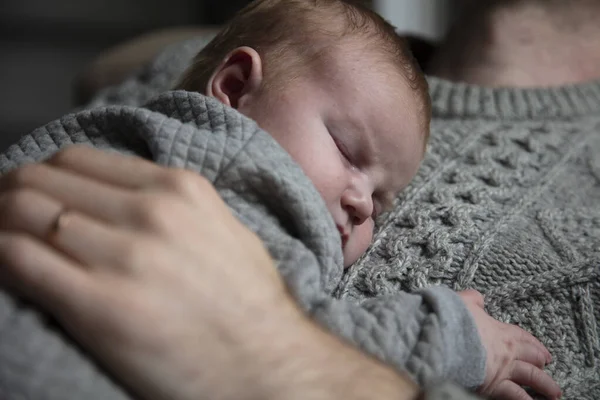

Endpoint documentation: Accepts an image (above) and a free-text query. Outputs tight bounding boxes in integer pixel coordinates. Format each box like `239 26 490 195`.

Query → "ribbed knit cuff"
427 76 600 120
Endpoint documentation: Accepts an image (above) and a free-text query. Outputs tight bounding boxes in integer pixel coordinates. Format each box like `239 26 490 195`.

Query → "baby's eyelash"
333 136 353 164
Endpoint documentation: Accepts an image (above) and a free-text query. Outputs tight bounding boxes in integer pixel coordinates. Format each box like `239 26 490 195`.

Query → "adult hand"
0 146 421 400
0 145 297 400
458 290 562 400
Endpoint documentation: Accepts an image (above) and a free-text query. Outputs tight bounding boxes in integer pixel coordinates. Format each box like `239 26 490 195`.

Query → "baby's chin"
342 246 364 269
342 234 372 269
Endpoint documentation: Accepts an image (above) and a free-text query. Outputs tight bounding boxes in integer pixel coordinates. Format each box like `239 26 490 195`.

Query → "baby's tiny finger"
518 329 552 363
491 380 532 400
515 343 548 369
510 361 562 400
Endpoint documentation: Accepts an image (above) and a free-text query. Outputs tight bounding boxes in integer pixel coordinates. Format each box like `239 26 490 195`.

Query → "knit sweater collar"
427 76 600 120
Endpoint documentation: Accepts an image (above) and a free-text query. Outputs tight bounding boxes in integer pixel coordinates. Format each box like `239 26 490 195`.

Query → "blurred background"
0 0 455 150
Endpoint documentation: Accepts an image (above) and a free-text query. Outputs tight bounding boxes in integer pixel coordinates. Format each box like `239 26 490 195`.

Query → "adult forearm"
277 323 421 400
217 304 420 400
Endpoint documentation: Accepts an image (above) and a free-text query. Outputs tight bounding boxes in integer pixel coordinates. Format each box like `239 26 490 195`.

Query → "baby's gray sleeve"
417 286 487 388
310 286 486 389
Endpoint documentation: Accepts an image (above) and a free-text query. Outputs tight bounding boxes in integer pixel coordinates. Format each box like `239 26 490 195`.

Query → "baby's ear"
206 47 264 109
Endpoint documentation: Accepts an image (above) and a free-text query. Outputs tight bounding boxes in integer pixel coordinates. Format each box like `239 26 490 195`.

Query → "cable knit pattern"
339 77 600 400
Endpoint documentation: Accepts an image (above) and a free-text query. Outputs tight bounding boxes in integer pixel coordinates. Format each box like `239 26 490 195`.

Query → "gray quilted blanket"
0 90 483 400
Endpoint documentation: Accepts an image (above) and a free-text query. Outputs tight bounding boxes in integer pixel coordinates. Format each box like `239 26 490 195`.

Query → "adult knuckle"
48 146 80 165
193 173 211 189
0 234 34 268
133 195 176 232
0 189 40 230
161 169 203 198
116 236 155 270
1 190 30 214
4 164 45 189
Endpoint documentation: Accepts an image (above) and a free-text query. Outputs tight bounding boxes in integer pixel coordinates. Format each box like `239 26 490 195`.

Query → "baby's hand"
458 290 562 400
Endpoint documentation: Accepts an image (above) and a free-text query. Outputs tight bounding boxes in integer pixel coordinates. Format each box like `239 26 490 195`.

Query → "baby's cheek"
358 220 375 253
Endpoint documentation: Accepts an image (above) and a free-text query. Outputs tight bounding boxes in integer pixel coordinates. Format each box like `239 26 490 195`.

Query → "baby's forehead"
356 78 427 190
291 40 429 148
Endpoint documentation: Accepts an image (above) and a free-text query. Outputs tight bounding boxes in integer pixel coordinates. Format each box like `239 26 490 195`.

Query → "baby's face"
239 47 426 267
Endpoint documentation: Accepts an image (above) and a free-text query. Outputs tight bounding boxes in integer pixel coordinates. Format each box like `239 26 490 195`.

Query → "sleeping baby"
175 0 430 268
0 0 553 399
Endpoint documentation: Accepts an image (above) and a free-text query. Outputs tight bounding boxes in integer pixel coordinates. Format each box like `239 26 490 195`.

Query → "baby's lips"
336 225 349 248
341 234 349 248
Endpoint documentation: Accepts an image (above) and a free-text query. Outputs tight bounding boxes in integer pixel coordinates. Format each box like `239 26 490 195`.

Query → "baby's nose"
342 190 373 226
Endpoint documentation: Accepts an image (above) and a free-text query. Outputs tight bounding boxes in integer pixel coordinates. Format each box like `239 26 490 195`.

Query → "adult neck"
427 1 600 87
